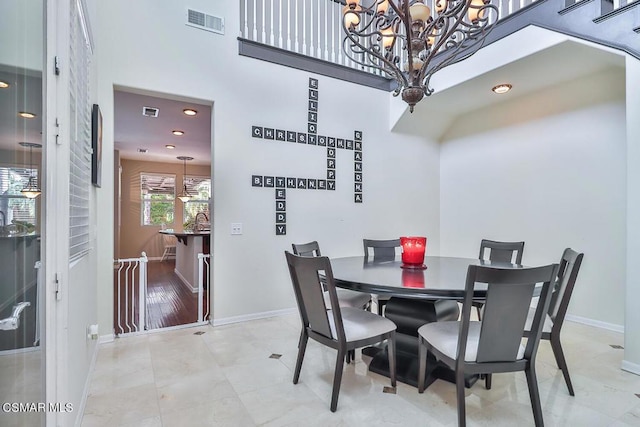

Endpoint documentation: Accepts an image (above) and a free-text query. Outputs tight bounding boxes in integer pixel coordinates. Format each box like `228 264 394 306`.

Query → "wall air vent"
142 106 159 117
187 9 224 35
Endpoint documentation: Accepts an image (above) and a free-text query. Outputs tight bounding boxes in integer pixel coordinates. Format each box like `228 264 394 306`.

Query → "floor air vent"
142 106 159 117
187 9 224 35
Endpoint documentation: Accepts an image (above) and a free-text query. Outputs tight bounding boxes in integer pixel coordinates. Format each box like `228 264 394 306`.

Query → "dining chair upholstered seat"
292 241 371 364
327 307 397 342
523 248 583 396
418 263 559 427
285 251 397 412
363 238 401 315
292 242 371 310
418 321 526 362
474 239 525 320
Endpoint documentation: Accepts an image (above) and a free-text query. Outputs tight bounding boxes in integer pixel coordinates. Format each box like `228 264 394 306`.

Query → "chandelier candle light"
342 0 498 112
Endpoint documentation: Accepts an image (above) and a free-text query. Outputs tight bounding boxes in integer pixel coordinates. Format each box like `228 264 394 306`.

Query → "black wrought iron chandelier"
19 142 42 199
342 0 499 112
177 156 193 203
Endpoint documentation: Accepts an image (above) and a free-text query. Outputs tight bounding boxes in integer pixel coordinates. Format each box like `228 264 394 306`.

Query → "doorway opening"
112 88 212 334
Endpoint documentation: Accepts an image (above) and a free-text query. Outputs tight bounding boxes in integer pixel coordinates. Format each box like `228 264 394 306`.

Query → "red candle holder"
400 236 427 269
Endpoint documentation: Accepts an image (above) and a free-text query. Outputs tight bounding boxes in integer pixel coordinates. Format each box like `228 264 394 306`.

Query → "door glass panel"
0 0 45 425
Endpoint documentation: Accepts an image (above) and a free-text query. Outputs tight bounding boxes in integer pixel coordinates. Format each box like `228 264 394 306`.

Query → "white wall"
90 1 634 334
440 67 626 327
92 0 440 324
624 56 640 373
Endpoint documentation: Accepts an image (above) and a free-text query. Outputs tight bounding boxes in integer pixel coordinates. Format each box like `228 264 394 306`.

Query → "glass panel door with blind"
0 0 46 425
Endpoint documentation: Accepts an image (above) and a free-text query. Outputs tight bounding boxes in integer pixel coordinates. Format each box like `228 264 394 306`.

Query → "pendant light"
177 156 193 203
19 142 42 199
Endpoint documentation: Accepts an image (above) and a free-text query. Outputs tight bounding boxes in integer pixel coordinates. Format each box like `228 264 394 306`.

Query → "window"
183 176 211 224
141 173 176 226
0 167 38 228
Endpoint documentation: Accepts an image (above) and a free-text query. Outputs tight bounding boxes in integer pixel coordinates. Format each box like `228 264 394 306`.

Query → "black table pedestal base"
364 345 479 389
363 297 478 388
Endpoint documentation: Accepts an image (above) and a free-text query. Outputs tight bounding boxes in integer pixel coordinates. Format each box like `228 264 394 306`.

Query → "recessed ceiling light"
172 130 184 136
0 81 9 89
19 111 37 119
183 108 198 116
492 84 512 94
165 144 176 149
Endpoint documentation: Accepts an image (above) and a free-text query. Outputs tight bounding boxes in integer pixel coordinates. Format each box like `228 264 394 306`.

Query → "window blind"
69 0 93 261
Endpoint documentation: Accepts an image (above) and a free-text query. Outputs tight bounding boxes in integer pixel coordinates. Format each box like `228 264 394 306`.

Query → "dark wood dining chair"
523 248 583 396
363 238 401 315
292 241 371 363
418 263 559 427
475 239 525 319
292 241 370 308
285 251 397 412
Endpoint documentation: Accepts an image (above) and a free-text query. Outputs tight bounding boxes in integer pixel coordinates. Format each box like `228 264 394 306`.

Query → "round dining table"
329 255 512 298
329 255 525 388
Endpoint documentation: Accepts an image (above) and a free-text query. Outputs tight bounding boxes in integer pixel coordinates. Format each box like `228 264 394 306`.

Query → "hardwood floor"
113 259 209 334
146 260 210 330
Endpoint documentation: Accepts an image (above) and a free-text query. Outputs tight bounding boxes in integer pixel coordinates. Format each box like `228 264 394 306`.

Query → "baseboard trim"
173 268 198 293
565 314 624 333
621 360 640 376
98 333 114 344
114 321 210 339
212 308 297 326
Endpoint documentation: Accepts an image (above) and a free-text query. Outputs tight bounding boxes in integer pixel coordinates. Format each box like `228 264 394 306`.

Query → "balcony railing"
239 0 637 80
240 0 379 73
239 0 544 77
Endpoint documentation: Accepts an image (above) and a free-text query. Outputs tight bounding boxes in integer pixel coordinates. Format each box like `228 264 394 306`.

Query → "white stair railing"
240 0 634 77
114 252 148 336
238 0 498 76
197 253 211 322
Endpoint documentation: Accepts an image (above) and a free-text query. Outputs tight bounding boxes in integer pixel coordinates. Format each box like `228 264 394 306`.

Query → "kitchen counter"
158 229 210 292
159 229 210 245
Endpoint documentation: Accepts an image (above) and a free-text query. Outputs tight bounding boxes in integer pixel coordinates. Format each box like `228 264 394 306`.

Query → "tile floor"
81 314 640 426
0 349 42 427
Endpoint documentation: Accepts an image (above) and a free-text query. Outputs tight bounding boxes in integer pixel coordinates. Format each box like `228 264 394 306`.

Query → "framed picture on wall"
91 103 103 187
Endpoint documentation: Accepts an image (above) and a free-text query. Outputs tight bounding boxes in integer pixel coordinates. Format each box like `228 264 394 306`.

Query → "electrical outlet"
87 324 99 340
231 223 243 235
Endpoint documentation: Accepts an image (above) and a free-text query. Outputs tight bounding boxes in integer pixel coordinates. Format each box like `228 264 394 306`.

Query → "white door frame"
44 0 72 424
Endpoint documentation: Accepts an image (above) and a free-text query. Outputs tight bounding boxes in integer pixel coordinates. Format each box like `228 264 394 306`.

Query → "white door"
0 1 47 425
